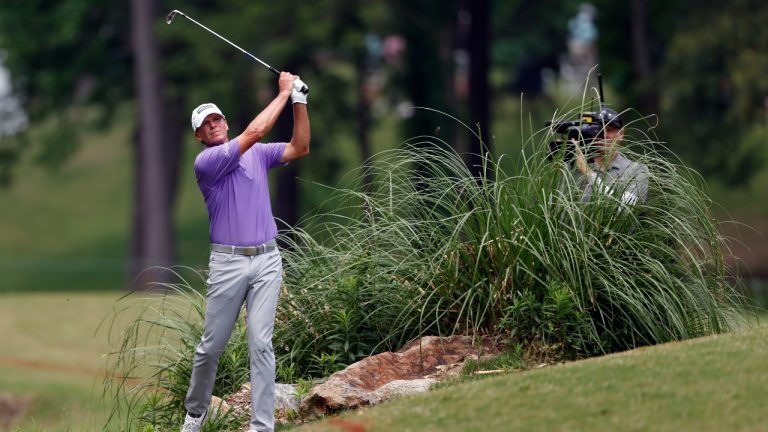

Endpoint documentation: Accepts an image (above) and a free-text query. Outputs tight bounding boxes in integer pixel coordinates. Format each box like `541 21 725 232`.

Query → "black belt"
211 241 277 256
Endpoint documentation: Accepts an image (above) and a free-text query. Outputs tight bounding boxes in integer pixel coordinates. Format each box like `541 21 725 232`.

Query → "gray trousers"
185 244 282 432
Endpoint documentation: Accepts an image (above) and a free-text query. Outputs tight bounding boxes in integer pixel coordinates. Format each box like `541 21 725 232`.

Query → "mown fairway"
297 324 768 432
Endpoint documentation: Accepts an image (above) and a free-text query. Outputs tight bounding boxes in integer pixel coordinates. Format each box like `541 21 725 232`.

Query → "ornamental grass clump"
276 113 746 372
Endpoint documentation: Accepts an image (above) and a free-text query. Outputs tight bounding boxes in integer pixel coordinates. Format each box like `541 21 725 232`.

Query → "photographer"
570 108 648 207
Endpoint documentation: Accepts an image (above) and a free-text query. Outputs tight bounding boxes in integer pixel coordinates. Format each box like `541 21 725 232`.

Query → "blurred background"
0 0 766 429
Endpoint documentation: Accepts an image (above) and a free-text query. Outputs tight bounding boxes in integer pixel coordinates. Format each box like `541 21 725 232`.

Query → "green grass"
296 325 768 432
0 291 137 431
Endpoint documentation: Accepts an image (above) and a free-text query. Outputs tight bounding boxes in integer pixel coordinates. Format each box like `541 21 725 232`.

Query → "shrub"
276 111 747 367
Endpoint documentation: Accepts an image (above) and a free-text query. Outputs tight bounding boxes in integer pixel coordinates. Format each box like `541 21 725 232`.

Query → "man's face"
194 113 228 146
595 124 623 155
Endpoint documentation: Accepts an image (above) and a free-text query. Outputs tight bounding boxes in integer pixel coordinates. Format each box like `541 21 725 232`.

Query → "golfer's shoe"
180 410 207 432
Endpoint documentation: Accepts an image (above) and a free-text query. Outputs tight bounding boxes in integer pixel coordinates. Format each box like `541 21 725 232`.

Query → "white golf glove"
291 79 308 104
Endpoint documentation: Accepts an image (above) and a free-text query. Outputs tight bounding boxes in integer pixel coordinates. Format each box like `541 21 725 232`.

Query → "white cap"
191 103 225 131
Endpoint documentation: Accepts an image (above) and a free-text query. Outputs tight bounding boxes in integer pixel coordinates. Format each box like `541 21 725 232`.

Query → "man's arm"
235 72 295 155
280 103 310 163
573 142 642 206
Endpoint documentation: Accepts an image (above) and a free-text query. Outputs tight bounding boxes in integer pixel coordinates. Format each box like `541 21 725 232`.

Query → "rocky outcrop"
299 335 499 418
223 335 499 427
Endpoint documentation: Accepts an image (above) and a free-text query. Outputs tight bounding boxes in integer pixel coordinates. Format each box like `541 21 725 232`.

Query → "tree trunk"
465 0 491 179
396 0 457 138
163 93 185 206
130 0 174 290
629 0 657 114
356 57 373 191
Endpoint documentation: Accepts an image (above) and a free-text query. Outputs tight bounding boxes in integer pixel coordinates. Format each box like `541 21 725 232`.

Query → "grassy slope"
0 295 763 431
298 325 768 432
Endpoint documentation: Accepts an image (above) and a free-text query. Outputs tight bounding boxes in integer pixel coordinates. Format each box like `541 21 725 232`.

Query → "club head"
166 10 183 25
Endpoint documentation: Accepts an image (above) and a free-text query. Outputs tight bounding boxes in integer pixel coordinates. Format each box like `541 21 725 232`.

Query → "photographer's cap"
191 103 225 131
599 107 623 128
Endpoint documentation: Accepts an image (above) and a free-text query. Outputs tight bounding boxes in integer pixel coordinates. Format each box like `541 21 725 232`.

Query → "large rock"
299 335 498 418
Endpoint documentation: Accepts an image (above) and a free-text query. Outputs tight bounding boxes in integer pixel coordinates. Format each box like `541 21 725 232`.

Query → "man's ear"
194 129 202 143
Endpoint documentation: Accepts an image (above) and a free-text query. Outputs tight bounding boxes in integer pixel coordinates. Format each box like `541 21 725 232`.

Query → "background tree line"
0 0 765 289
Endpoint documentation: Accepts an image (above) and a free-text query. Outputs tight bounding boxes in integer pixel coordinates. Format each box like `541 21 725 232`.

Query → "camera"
545 108 623 163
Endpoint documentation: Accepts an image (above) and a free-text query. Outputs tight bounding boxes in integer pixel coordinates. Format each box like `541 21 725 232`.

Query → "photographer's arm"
573 140 639 206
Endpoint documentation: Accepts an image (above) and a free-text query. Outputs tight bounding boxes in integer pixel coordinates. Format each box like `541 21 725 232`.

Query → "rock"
299 335 499 418
223 382 300 426
367 378 437 404
274 383 300 414
209 395 230 417
224 383 251 420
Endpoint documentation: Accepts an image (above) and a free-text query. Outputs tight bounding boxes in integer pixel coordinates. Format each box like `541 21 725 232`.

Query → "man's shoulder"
615 152 646 172
195 140 237 164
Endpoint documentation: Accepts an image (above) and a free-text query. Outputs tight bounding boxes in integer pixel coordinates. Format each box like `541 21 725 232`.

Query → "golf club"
166 9 308 94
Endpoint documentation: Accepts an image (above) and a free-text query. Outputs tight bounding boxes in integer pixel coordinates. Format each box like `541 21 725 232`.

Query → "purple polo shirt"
194 139 286 246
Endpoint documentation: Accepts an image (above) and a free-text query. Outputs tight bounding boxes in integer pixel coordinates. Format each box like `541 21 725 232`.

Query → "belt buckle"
241 245 264 256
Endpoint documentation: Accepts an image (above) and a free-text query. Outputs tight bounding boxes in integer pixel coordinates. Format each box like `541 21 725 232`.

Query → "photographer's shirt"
583 152 648 206
194 138 287 246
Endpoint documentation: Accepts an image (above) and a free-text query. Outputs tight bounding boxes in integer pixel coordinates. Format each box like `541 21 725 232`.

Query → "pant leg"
185 252 249 416
245 249 283 432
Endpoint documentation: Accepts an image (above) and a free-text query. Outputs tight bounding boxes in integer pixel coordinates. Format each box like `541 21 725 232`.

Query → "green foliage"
658 0 768 185
499 280 592 356
0 1 131 177
461 350 525 376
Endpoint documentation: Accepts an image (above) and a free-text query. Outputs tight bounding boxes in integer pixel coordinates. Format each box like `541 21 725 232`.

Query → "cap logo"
196 104 214 114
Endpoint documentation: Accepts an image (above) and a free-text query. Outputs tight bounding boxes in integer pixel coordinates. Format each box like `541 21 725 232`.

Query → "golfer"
181 71 310 432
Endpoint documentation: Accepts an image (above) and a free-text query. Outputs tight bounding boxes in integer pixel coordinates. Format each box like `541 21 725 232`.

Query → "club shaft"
174 11 279 76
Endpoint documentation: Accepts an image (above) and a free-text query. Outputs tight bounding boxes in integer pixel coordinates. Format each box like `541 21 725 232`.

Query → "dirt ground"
0 393 33 431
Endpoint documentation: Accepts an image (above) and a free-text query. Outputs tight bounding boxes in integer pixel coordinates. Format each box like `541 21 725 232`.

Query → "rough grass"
295 324 768 432
0 292 133 431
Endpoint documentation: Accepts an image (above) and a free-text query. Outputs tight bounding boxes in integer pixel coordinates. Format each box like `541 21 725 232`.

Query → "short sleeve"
251 142 287 170
194 140 241 187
